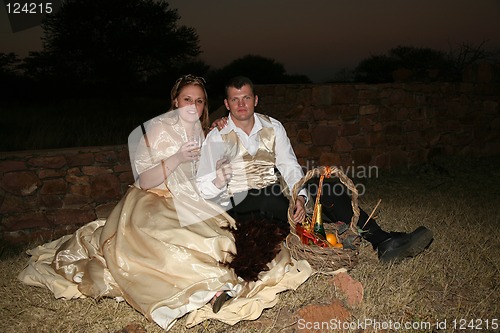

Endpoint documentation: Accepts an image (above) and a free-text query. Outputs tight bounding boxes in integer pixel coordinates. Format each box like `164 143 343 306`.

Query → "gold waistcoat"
221 114 278 194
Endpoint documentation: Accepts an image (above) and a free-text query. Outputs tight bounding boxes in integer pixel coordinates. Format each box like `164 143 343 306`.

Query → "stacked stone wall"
254 82 499 169
1 145 134 245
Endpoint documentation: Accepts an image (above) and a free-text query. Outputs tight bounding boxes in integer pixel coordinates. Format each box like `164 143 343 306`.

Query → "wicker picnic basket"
286 166 361 273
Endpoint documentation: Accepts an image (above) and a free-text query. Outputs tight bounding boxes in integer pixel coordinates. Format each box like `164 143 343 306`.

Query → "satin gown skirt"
18 186 312 330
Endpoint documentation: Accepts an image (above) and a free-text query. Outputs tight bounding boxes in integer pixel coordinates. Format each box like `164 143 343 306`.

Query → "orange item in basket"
326 233 337 245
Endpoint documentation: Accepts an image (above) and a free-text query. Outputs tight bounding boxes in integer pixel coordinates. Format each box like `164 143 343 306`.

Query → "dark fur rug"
228 212 290 282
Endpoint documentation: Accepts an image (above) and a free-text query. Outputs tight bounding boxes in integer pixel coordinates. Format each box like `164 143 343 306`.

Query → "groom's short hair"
225 76 255 97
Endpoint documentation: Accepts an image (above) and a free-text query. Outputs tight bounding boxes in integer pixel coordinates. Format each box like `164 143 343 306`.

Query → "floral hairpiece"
175 74 206 85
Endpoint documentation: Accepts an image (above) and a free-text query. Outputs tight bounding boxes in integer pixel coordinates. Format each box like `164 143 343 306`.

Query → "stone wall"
253 81 499 169
1 81 499 246
0 145 134 245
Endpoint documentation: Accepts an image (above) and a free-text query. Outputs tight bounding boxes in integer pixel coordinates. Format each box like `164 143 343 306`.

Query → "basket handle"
288 166 360 232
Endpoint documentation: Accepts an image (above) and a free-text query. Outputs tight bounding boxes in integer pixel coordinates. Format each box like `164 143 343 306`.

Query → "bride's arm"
138 141 200 190
138 154 181 190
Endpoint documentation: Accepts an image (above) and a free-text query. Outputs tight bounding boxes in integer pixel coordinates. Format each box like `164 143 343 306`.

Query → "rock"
114 323 146 333
295 300 351 333
330 272 364 307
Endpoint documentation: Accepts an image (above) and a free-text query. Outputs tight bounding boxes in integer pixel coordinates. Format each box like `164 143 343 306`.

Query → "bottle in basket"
313 203 326 238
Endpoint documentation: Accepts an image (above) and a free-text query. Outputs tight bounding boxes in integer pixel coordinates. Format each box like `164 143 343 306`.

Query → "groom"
196 76 433 264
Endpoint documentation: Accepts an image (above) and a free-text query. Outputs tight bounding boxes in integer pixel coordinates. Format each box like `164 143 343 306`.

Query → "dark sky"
1 0 500 82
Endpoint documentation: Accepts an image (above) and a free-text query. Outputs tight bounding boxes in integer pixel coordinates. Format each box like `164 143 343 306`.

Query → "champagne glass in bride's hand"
187 135 201 155
187 134 202 176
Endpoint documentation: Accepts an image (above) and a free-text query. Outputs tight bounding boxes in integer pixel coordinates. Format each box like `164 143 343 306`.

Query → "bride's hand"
175 141 200 163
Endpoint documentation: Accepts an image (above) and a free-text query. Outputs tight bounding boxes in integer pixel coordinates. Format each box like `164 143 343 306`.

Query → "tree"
207 54 311 108
0 52 32 100
355 46 453 83
207 54 311 103
353 43 497 83
29 0 200 95
212 55 288 85
210 54 311 84
354 54 398 83
388 46 453 78
0 52 21 76
448 41 493 73
354 46 456 83
144 59 211 98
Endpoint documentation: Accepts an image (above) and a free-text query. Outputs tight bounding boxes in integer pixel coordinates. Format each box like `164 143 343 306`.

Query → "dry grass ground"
1 156 498 333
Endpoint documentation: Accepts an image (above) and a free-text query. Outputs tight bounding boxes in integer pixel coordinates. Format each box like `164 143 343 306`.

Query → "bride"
18 75 312 331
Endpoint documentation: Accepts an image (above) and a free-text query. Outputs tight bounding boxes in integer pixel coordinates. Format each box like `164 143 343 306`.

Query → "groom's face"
224 84 258 123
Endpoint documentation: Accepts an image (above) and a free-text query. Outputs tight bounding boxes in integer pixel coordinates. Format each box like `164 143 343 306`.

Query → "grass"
1 155 499 332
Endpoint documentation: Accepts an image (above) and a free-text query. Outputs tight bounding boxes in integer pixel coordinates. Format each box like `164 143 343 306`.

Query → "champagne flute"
187 134 202 177
221 143 239 196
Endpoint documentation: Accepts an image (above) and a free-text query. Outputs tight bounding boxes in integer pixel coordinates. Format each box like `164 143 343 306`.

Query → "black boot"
377 226 433 263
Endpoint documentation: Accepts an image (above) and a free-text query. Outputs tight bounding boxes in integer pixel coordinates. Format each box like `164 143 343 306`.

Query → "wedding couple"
19 75 433 330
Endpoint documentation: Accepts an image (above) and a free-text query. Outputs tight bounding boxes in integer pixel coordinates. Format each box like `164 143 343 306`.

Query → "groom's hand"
213 157 232 189
293 195 306 223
